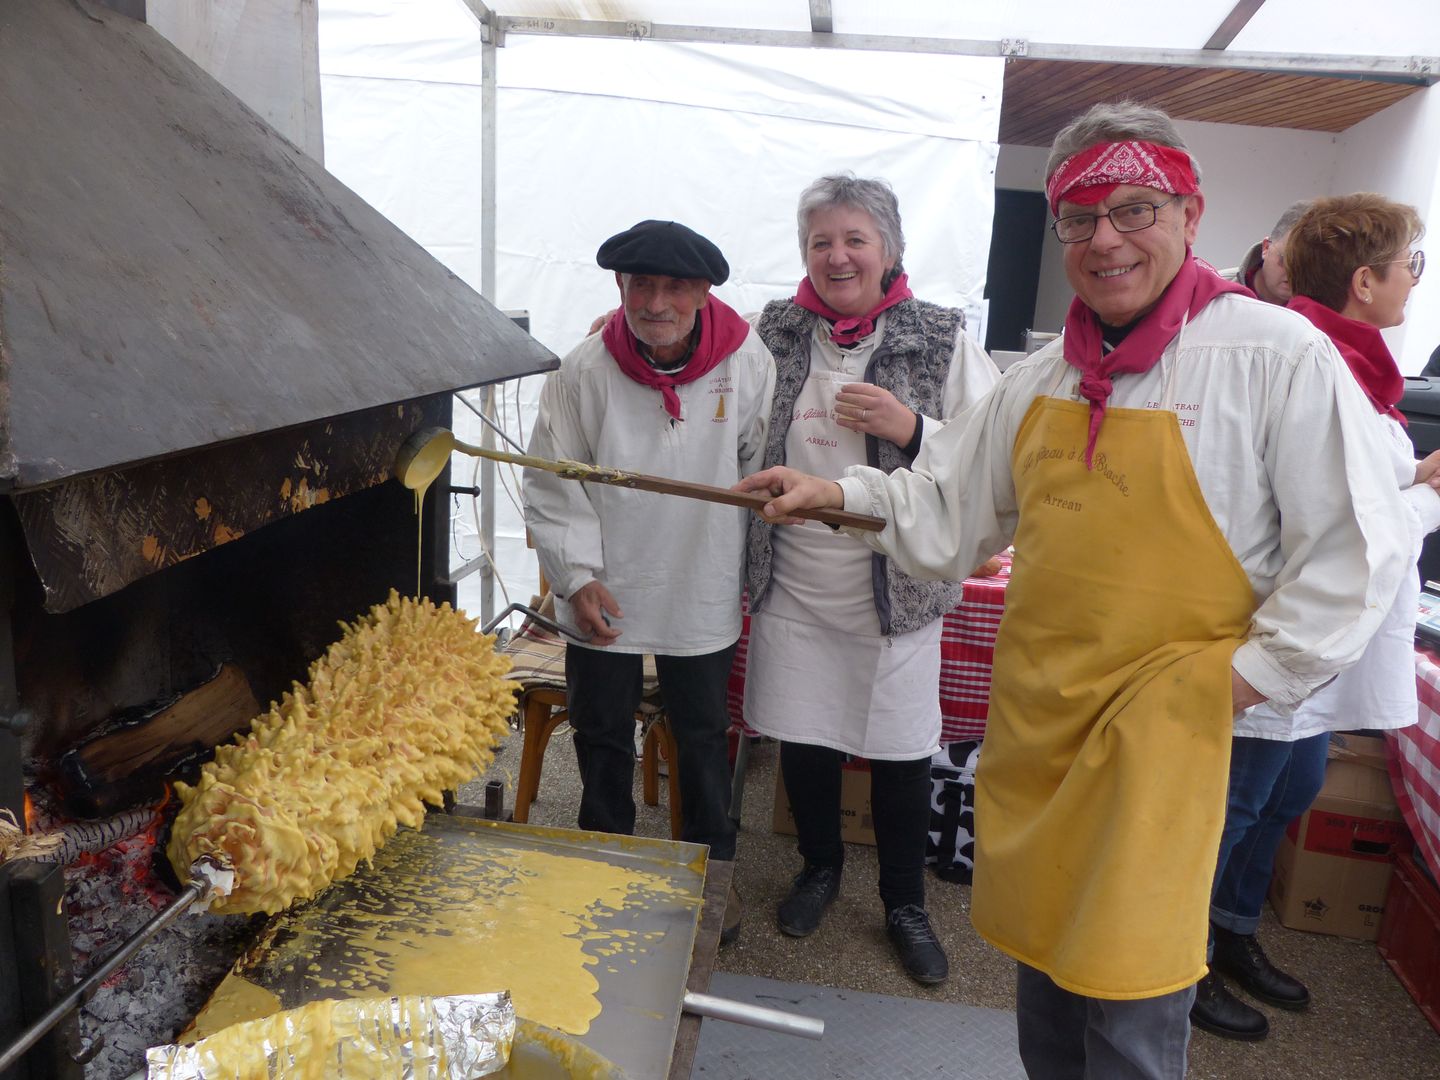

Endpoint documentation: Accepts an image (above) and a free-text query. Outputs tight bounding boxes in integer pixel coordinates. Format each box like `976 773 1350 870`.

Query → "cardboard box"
772 758 875 846
1269 733 1409 940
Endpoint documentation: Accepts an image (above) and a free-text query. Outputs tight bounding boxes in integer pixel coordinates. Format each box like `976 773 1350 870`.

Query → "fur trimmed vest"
747 296 967 635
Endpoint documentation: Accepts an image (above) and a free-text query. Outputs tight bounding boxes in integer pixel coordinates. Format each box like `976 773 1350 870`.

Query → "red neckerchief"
794 272 914 345
1288 296 1406 426
1063 251 1250 467
602 296 751 420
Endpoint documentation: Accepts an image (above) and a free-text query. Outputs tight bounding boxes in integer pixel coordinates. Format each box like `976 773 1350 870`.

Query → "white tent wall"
1330 85 1440 372
319 3 1004 623
148 0 325 161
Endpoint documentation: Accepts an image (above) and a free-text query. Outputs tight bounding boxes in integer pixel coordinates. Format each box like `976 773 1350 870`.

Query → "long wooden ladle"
393 427 886 532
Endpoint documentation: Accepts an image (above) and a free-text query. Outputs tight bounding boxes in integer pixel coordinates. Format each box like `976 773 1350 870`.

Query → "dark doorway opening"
983 189 1048 354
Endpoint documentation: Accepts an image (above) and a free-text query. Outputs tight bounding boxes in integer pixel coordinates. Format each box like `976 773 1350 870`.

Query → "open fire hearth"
0 3 557 1076
13 787 257 1080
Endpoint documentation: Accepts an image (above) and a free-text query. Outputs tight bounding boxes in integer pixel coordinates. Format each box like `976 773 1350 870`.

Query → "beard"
626 311 694 351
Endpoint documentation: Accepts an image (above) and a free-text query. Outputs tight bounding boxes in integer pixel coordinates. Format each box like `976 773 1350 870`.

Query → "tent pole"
479 4 499 624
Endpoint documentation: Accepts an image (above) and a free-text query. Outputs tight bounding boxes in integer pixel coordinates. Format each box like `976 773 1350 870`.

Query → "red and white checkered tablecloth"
726 556 1010 745
1395 649 1440 872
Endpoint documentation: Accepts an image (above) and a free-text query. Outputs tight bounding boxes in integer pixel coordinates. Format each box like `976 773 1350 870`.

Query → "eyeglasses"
1050 198 1178 244
1380 250 1426 280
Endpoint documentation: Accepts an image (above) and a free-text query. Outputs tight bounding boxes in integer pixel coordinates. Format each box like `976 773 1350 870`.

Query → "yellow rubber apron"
972 366 1255 1000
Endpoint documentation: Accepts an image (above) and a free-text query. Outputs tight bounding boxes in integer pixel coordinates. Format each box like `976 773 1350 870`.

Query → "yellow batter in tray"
192 816 706 1080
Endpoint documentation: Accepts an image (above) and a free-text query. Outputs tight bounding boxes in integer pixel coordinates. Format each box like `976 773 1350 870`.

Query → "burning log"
19 807 160 865
57 664 259 819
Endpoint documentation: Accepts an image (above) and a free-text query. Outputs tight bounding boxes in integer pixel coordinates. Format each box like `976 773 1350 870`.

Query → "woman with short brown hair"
1286 192 1424 320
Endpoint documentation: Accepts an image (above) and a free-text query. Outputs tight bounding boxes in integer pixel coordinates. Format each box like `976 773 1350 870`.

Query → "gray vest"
747 297 968 635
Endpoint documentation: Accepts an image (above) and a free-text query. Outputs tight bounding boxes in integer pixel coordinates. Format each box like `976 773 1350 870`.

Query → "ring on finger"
861 408 869 421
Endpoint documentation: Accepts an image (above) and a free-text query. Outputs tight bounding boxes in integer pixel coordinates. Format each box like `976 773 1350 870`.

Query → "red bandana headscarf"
1288 296 1406 425
602 295 751 420
1046 140 1200 217
794 272 914 345
1063 252 1250 467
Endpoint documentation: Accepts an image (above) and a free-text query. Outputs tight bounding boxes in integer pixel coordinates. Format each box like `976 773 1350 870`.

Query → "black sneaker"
1211 926 1310 1010
776 863 842 937
885 904 949 985
1190 971 1269 1041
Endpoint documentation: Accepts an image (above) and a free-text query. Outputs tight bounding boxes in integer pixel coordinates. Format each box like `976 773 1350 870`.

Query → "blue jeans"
1208 732 1330 946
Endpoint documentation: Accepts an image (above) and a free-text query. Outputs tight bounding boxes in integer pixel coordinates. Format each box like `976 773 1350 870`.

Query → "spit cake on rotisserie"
166 591 518 914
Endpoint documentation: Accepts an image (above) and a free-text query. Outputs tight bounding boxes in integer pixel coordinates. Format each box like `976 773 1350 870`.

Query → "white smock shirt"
834 295 1411 711
1236 413 1440 740
745 313 999 760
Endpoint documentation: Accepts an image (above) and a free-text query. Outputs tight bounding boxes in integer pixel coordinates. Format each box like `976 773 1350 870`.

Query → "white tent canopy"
306 0 1440 622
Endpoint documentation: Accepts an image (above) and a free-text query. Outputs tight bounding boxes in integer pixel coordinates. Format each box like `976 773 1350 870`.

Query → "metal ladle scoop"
393 427 886 532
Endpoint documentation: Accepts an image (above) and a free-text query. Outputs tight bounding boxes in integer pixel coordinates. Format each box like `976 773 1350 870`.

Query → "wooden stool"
640 712 683 841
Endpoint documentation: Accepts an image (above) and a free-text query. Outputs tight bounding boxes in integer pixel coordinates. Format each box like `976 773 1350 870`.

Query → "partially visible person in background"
745 173 999 985
1223 200 1312 305
1192 193 1439 1042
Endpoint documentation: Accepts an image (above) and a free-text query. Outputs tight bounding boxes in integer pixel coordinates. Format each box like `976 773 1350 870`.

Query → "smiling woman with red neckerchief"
743 173 999 987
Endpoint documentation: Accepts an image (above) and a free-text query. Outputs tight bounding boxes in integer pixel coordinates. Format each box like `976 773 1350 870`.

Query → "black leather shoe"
1212 926 1310 1009
776 863 842 937
1190 971 1268 1041
885 904 949 985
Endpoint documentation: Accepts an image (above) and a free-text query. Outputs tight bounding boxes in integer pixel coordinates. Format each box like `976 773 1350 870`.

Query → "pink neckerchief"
601 296 751 420
1288 296 1406 426
1063 251 1249 467
794 273 914 345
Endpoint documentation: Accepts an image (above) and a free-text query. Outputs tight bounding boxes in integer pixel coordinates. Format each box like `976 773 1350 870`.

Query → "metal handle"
481 602 591 644
682 990 825 1040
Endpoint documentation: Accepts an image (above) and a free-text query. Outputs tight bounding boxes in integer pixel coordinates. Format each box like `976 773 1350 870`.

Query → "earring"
1362 295 1373 304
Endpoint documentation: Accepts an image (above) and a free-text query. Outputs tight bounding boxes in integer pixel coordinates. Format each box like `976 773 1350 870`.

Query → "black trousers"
565 642 738 861
780 740 931 912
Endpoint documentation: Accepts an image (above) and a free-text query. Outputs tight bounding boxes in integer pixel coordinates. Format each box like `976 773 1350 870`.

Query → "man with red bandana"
736 103 1408 1078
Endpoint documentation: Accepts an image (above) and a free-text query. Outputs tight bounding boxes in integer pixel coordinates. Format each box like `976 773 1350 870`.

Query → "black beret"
596 220 729 285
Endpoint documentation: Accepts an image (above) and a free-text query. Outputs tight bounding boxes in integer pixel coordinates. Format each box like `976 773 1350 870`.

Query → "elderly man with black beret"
524 221 775 943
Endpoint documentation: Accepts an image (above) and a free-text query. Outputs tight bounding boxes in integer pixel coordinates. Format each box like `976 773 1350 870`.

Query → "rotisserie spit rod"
0 856 234 1073
394 426 888 533
681 991 825 1039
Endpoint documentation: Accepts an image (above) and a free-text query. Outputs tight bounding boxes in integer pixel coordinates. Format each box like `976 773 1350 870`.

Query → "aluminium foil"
143 992 516 1079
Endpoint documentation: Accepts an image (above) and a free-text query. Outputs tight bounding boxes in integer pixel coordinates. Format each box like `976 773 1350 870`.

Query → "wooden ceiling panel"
999 59 1423 147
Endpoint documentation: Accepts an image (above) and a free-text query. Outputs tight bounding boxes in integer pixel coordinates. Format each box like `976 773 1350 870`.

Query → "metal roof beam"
808 1 832 36
1204 0 1267 51
495 16 1439 84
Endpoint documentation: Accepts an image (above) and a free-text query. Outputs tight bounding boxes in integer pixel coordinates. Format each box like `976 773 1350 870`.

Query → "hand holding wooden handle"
445 437 887 532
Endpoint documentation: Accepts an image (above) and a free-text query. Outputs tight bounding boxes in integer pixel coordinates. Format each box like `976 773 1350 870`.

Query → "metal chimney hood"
0 0 557 494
